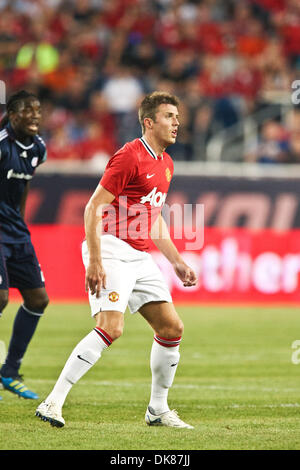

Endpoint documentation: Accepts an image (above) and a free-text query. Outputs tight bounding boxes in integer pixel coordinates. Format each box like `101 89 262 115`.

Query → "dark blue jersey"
0 123 47 243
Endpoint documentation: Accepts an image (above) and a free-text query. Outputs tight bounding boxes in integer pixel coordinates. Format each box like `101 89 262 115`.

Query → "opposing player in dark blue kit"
0 90 49 400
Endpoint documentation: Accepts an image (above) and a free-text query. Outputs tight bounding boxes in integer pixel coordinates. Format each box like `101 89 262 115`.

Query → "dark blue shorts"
0 241 45 291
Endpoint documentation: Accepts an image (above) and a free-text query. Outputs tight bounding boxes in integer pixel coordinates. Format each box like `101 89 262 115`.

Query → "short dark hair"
138 91 179 133
0 90 38 129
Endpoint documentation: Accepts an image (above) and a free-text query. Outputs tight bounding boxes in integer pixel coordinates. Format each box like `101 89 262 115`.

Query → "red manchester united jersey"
100 137 174 252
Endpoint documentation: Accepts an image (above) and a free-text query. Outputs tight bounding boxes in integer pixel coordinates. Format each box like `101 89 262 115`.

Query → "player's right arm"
84 184 115 298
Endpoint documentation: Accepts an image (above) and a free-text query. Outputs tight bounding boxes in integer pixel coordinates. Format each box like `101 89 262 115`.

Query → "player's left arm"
150 213 198 287
20 181 30 220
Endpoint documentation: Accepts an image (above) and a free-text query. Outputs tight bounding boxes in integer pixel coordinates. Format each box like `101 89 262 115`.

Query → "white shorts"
82 235 172 316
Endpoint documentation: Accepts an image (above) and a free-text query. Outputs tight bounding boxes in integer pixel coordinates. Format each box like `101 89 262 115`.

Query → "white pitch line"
32 379 300 393
182 403 300 409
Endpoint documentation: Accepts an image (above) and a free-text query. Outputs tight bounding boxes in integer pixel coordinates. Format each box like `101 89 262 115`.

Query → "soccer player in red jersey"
36 92 198 429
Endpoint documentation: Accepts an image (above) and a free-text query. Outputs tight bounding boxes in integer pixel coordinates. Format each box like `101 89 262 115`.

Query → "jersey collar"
139 137 164 161
6 123 34 150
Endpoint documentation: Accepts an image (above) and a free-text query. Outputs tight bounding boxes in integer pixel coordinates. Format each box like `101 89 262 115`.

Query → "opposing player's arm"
84 184 115 297
150 213 198 287
20 182 30 219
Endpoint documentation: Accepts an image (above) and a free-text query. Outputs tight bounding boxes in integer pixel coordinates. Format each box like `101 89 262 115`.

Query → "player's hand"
173 261 198 287
85 261 106 298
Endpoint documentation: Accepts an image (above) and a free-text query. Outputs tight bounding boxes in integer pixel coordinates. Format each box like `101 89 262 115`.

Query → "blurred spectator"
286 108 300 134
0 0 299 162
42 48 78 95
286 132 300 163
270 0 300 62
122 37 163 77
47 126 81 160
15 16 60 74
101 65 144 114
191 103 214 161
79 121 116 162
56 71 91 111
0 8 22 69
161 49 198 84
86 90 116 138
257 38 293 105
244 120 289 164
101 65 144 145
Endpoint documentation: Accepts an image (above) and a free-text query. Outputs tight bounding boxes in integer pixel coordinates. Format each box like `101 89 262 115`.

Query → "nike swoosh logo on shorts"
146 174 155 179
77 355 92 365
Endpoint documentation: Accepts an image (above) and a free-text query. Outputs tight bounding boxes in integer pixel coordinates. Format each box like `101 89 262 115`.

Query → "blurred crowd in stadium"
0 0 300 164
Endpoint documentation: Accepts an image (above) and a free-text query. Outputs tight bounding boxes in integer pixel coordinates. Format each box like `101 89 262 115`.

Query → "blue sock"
0 305 43 378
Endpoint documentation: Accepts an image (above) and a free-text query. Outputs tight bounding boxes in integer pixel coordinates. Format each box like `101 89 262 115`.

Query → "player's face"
152 104 179 147
10 98 42 137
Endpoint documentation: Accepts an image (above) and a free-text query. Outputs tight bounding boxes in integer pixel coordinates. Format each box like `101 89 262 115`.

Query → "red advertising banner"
9 225 300 304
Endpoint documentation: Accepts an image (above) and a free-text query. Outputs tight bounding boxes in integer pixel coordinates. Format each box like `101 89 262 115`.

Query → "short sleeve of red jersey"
100 147 138 198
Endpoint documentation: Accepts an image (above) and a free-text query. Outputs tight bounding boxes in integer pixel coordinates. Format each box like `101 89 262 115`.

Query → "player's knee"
169 319 184 338
0 291 9 312
177 319 184 337
96 323 123 341
95 311 124 341
158 318 184 339
25 292 49 313
108 326 123 341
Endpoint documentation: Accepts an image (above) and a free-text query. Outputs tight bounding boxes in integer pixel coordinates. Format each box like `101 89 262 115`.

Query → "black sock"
0 305 42 378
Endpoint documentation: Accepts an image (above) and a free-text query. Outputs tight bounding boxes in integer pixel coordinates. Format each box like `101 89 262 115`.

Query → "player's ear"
144 117 153 130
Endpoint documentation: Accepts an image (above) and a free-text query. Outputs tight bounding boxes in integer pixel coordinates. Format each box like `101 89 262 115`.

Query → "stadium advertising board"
8 225 299 303
28 173 300 229
15 173 300 303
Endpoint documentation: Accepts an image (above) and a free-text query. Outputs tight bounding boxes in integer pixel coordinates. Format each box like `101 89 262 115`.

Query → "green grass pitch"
1 302 300 450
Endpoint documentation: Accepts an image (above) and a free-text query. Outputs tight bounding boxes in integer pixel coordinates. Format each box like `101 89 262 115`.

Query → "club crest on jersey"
31 156 38 167
140 187 167 207
166 168 171 182
109 291 119 302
